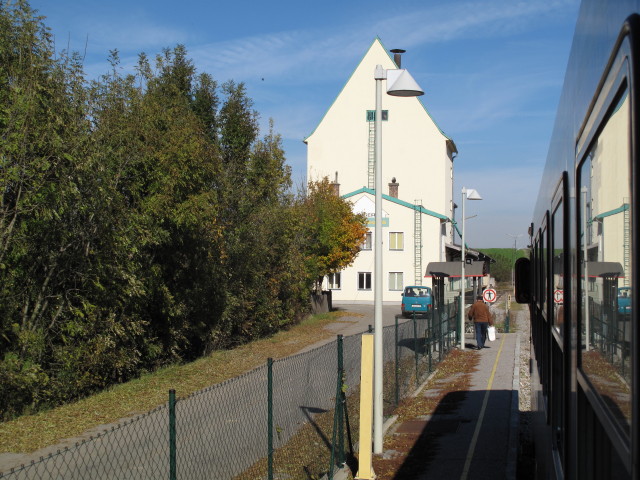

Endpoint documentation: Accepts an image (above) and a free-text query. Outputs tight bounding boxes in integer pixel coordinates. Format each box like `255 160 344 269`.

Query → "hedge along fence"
0 303 458 480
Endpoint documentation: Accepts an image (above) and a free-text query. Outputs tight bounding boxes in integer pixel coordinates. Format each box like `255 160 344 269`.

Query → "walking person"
467 295 493 350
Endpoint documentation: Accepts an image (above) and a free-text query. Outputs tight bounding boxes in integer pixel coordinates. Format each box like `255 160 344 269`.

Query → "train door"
550 172 575 478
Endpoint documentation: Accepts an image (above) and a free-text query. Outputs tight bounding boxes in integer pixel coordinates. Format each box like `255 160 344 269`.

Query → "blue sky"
28 0 580 248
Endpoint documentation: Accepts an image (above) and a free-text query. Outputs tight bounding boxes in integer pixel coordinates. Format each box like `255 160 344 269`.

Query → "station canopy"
424 261 485 278
585 261 624 278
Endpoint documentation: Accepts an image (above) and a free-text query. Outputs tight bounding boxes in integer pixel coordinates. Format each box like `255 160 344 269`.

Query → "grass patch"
0 311 355 454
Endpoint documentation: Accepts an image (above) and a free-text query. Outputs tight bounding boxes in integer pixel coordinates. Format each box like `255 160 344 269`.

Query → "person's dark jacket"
467 300 493 325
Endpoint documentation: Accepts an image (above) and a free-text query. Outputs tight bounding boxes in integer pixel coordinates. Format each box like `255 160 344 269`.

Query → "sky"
27 0 581 248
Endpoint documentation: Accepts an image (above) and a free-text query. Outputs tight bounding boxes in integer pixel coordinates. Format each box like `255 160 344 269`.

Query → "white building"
305 38 460 304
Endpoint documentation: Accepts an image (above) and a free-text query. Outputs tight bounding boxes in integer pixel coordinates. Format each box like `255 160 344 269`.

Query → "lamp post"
581 186 590 351
459 187 482 350
373 63 423 453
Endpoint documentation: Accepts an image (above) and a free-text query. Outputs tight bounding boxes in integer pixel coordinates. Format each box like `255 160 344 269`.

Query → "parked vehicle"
618 286 632 314
401 286 432 317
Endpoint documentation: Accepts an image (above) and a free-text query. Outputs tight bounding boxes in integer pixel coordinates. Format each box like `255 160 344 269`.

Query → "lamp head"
386 69 424 97
466 189 482 200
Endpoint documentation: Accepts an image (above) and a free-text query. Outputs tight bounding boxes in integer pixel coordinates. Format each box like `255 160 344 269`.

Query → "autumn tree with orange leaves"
299 178 368 290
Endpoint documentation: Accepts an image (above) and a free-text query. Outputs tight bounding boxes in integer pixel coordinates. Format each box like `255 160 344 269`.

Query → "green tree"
0 0 100 414
0 2 374 419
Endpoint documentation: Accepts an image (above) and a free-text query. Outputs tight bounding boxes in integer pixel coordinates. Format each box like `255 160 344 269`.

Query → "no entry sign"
554 289 563 304
483 288 497 303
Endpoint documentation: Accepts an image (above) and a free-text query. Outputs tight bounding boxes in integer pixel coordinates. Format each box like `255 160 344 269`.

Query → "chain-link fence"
0 303 458 480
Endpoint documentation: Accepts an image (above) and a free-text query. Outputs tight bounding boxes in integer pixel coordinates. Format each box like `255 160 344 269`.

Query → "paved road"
299 303 402 352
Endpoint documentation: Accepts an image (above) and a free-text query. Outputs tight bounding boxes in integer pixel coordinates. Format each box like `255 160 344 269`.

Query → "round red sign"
483 288 497 303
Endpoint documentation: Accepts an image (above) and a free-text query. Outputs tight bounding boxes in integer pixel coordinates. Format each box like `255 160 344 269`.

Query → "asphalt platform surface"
328 303 524 480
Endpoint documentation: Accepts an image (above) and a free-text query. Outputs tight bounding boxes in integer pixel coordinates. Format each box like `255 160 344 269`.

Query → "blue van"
401 286 433 317
618 287 631 314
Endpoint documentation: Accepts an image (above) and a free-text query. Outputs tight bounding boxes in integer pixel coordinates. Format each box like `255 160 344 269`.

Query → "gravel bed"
514 307 534 479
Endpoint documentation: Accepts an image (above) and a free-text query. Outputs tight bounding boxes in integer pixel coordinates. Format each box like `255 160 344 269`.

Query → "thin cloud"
47 0 578 86
159 0 578 87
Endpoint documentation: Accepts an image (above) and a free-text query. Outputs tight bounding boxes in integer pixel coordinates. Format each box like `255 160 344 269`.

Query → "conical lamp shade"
386 69 424 97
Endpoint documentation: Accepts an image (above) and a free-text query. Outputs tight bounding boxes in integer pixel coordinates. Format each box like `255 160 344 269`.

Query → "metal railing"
1 303 458 480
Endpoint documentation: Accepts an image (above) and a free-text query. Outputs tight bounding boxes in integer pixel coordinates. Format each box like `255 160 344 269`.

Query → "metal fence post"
428 309 433 372
455 299 461 346
395 316 400 406
413 314 419 387
329 335 346 479
337 335 345 467
267 358 274 480
169 389 176 480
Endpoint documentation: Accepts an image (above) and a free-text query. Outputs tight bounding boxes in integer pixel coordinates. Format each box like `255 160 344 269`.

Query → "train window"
541 226 547 314
552 200 565 336
577 83 632 436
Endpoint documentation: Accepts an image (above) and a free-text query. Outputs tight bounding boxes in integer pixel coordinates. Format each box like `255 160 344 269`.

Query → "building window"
389 272 403 291
366 110 388 122
327 273 341 290
389 232 404 250
362 232 372 250
358 272 372 290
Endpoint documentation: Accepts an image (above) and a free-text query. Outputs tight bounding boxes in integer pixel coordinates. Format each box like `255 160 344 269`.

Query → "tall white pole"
582 186 590 351
460 188 466 350
373 64 384 453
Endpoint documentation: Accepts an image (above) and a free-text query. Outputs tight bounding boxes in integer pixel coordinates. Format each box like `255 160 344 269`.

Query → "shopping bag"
487 325 496 342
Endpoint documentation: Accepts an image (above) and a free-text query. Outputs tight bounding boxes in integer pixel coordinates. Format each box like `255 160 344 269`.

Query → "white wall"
307 38 455 303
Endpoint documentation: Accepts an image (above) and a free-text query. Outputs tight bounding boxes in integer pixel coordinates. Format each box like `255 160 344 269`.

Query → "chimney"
390 48 406 68
388 177 399 198
331 171 340 196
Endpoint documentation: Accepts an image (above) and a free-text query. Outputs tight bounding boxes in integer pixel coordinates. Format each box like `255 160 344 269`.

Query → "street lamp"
459 187 482 350
373 62 423 453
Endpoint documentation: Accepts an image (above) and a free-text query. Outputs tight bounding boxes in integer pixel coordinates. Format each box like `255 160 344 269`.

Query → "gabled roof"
342 187 449 221
303 37 455 147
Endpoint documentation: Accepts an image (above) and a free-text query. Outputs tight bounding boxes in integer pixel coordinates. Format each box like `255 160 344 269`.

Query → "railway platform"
361 327 523 480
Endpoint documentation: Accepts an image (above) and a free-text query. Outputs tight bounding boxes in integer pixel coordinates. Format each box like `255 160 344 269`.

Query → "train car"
514 1 640 478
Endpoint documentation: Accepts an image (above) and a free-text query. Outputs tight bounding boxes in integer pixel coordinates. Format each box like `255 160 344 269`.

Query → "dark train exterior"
515 1 640 478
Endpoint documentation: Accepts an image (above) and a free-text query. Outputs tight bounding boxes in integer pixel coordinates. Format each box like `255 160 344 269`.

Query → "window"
552 199 564 335
358 272 372 290
389 272 403 291
366 110 388 121
327 273 341 290
362 232 372 250
389 232 404 250
578 83 632 435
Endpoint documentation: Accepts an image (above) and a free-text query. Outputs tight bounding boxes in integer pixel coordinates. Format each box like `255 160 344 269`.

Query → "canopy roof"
425 261 485 278
586 261 624 278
